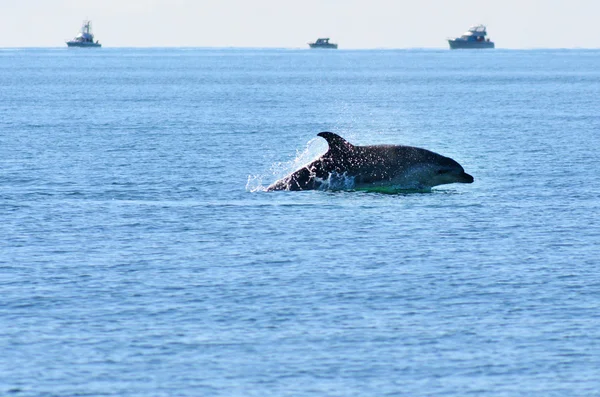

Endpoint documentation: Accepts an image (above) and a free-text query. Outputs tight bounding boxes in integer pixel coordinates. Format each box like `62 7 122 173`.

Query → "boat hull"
66 42 101 48
448 40 494 49
309 44 338 49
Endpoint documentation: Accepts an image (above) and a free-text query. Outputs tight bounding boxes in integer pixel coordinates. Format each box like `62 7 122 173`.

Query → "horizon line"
2 45 600 50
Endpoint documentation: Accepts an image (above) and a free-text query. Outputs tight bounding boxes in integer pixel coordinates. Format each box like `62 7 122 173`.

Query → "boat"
308 38 338 49
448 25 494 49
66 20 101 48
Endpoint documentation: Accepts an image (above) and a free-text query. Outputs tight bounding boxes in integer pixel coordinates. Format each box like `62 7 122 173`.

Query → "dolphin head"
423 154 474 186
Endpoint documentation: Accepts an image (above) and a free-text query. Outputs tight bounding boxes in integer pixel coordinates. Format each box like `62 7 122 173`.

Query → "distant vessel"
308 38 338 49
448 25 494 49
66 20 101 48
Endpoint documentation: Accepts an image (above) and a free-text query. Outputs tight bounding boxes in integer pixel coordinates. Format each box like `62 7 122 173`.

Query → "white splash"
315 172 356 191
246 137 326 192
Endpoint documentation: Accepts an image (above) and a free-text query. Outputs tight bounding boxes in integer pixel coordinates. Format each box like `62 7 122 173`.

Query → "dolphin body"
267 132 474 192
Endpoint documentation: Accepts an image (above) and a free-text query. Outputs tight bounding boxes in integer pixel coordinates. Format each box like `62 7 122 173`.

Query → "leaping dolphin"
267 132 474 192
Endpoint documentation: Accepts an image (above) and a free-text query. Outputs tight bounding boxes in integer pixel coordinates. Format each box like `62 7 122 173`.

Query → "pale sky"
1 0 599 48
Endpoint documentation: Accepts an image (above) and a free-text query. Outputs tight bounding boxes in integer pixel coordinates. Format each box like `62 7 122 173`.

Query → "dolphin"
267 132 474 192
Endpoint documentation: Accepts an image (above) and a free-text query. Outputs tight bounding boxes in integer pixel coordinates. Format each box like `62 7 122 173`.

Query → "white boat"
448 25 494 49
66 20 101 48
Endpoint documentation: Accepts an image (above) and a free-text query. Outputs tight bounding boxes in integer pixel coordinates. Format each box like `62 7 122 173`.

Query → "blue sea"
1 48 599 396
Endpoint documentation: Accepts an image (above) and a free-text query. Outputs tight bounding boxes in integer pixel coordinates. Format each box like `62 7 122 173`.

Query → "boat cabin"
460 25 489 41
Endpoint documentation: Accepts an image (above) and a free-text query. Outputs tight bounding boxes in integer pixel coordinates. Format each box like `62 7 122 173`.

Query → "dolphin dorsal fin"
317 132 354 157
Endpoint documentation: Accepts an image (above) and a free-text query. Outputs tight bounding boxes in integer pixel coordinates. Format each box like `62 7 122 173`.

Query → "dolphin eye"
437 169 451 175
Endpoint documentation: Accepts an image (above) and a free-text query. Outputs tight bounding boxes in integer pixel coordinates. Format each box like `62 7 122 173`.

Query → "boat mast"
82 20 91 35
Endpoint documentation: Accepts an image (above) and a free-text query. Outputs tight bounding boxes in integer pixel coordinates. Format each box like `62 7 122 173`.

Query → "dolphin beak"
461 172 474 183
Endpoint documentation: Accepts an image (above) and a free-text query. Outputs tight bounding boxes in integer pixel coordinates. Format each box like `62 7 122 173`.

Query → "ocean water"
1 48 599 396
